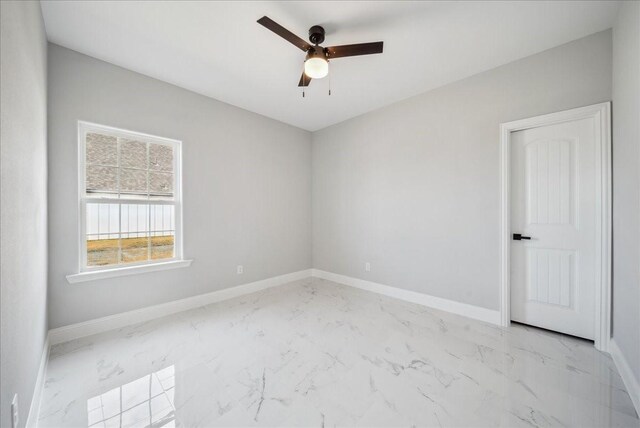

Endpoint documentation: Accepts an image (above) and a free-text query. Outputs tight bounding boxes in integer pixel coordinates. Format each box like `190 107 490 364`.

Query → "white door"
510 117 597 340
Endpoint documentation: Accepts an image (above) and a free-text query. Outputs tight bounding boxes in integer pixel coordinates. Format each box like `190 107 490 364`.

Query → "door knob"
513 233 532 240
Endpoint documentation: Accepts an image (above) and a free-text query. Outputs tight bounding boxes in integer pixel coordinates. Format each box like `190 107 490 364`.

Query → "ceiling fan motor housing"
308 25 325 45
305 45 328 61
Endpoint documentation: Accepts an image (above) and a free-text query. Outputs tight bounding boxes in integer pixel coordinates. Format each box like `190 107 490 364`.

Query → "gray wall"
612 1 640 382
312 30 612 311
48 44 312 328
0 1 49 427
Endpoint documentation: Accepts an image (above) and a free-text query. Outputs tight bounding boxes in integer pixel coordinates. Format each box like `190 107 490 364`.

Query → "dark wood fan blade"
298 72 311 87
325 41 383 59
257 16 311 52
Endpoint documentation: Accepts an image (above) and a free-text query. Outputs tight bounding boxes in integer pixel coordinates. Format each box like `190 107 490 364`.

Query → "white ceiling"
41 1 620 131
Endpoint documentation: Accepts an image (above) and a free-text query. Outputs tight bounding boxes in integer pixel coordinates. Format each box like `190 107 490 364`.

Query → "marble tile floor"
38 278 639 427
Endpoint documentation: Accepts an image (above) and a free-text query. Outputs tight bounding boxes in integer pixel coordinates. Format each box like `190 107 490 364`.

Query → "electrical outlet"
237 265 243 274
365 262 371 272
11 394 18 428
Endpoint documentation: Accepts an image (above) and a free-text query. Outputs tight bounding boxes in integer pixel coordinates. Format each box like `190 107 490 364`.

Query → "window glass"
86 203 120 266
150 205 175 260
120 139 147 170
120 168 148 195
149 172 173 196
81 124 180 269
149 143 173 172
86 133 117 166
86 165 118 195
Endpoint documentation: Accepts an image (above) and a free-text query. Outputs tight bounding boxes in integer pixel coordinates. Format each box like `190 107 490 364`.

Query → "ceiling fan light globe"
304 57 328 79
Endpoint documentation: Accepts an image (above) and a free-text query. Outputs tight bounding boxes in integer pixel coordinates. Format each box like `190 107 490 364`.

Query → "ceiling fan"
257 16 384 88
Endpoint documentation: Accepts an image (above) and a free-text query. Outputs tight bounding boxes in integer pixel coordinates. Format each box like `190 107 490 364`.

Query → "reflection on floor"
87 365 176 427
38 278 639 427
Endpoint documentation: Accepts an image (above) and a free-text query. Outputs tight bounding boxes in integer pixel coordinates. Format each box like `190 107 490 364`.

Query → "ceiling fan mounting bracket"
308 25 325 45
306 45 328 60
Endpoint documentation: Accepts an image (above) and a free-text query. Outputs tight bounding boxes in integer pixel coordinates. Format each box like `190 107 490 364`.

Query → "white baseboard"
26 333 50 428
311 269 501 325
49 268 501 345
49 269 312 345
610 338 640 417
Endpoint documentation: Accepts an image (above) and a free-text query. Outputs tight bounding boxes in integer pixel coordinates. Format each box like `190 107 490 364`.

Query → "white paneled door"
510 117 597 340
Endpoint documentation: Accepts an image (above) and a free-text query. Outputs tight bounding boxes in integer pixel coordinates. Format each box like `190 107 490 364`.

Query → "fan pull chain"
328 69 331 96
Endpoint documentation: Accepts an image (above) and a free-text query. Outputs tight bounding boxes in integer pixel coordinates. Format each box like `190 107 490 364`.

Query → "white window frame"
67 121 190 284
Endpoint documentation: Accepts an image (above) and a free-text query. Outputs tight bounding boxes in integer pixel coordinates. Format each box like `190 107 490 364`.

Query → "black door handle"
513 233 532 241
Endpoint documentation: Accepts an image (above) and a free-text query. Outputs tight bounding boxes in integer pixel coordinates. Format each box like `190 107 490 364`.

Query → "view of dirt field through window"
87 236 174 266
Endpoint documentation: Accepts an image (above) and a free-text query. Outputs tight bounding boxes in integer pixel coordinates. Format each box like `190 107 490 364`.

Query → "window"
77 122 184 274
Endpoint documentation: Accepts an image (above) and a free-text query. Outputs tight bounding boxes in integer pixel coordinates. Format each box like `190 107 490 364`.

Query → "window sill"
66 259 193 284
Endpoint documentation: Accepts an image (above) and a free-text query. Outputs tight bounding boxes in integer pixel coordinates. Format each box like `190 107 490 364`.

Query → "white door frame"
500 102 612 351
